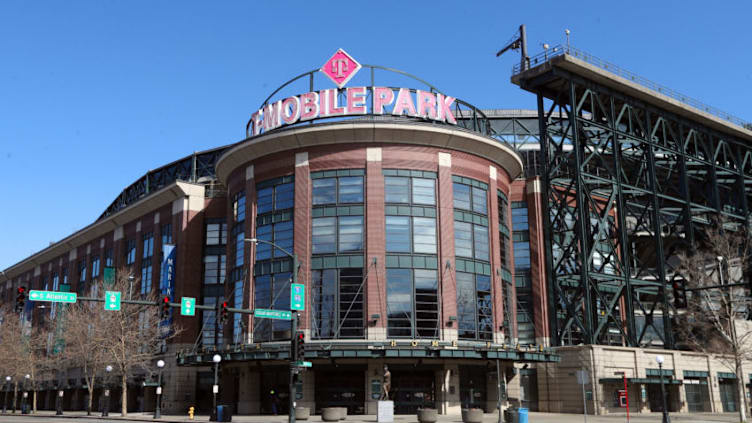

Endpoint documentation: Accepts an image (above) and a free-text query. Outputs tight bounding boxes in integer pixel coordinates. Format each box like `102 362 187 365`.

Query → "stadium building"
2 43 752 417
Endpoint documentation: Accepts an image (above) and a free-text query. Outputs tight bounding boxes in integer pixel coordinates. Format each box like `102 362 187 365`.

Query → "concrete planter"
294 406 310 420
335 406 347 419
461 408 483 423
321 407 340 422
417 408 438 423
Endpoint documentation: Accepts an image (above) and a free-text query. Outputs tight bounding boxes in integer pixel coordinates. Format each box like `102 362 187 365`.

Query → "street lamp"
655 356 670 423
245 237 300 423
102 365 113 417
55 383 64 416
154 360 165 419
3 376 10 414
212 354 221 420
21 374 29 414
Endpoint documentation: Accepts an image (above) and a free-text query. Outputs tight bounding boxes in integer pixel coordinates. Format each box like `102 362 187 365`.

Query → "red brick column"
365 147 387 339
437 152 457 340
488 166 504 344
526 178 550 346
244 165 257 343
293 153 311 332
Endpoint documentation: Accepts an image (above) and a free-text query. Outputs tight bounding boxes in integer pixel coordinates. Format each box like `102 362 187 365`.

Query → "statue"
380 365 392 400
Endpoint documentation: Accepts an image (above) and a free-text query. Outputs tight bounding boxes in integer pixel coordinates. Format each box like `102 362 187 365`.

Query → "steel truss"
522 67 752 348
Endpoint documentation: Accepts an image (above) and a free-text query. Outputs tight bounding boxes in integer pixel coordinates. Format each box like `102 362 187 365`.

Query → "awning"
599 377 682 385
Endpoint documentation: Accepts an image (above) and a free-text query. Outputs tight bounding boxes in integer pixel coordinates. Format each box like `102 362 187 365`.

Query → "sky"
1 0 751 271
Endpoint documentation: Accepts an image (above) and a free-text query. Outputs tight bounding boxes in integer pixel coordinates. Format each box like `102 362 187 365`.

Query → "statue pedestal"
377 400 394 422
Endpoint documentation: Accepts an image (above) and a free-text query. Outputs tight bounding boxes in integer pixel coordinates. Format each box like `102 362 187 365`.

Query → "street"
0 411 742 423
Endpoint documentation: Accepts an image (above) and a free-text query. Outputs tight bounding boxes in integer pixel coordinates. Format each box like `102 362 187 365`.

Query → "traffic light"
294 331 305 362
161 296 170 319
220 301 229 324
672 281 687 309
15 286 26 313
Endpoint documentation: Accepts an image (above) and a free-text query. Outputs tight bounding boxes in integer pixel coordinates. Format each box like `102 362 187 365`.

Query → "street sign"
28 290 77 303
255 309 292 320
181 297 196 316
291 283 305 311
576 369 589 385
295 361 312 368
104 291 121 311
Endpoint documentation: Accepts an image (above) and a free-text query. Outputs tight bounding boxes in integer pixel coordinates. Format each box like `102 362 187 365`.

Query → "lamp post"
3 376 10 414
55 384 63 416
102 365 112 417
154 360 165 419
655 356 670 423
212 354 221 420
245 237 300 423
21 374 29 414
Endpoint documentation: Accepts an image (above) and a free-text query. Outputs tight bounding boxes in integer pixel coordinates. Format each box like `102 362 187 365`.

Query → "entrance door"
315 370 365 415
520 369 538 411
260 367 290 415
719 380 738 412
685 380 710 412
459 366 488 411
391 371 436 414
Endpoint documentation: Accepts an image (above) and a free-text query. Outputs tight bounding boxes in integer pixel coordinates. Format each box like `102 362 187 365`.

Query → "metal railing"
512 45 751 130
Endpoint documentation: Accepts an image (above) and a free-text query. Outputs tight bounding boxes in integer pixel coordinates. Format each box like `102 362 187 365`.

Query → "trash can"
504 408 519 423
518 407 528 423
216 405 233 422
21 403 30 415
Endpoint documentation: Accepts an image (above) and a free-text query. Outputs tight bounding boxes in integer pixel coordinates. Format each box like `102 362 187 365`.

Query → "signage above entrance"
249 86 458 137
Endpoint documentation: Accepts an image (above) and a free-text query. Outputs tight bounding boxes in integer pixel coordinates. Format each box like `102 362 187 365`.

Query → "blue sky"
1 1 750 270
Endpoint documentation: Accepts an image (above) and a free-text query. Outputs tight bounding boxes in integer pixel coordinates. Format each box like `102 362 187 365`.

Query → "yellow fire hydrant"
188 406 195 420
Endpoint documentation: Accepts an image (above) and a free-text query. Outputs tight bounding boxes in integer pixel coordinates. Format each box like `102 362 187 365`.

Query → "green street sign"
291 283 305 311
295 361 312 368
104 291 121 311
255 309 292 320
28 290 77 303
103 267 115 285
181 297 196 316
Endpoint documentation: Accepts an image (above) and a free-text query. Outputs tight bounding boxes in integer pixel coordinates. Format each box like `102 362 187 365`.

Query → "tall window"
384 170 437 254
311 268 364 339
386 268 439 338
203 255 226 285
105 247 113 267
456 272 493 340
453 176 488 215
125 239 136 266
161 223 173 245
232 191 246 222
78 259 86 283
512 201 535 344
142 232 154 260
254 176 295 343
140 233 154 295
311 170 364 205
232 269 244 343
91 256 100 279
206 222 227 245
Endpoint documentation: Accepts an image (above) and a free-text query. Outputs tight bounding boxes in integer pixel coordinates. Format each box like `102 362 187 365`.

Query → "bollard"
188 406 195 420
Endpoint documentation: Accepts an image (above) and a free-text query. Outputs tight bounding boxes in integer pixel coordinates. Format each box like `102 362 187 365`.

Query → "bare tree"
97 269 182 416
674 216 752 422
60 285 110 415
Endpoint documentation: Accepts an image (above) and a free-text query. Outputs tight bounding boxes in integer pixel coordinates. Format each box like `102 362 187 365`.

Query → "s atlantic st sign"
248 49 459 137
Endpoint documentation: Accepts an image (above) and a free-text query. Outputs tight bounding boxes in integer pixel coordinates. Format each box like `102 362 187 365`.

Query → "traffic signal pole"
288 254 299 423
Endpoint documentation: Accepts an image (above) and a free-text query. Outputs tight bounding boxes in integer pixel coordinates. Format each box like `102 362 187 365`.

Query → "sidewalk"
1 410 742 423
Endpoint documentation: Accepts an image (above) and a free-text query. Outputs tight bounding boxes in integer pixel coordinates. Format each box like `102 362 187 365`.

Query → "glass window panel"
257 187 273 214
387 269 413 338
339 268 364 338
234 193 246 222
456 272 476 339
454 222 473 258
473 225 489 261
255 225 272 260
412 178 435 205
273 221 293 258
338 176 364 203
453 182 471 210
312 269 337 339
235 231 244 267
338 216 363 252
413 217 437 254
385 177 409 203
312 178 336 205
312 217 336 254
471 187 487 215
385 216 410 253
275 183 294 210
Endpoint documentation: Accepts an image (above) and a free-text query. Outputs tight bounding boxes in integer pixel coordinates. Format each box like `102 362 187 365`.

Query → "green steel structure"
512 46 752 348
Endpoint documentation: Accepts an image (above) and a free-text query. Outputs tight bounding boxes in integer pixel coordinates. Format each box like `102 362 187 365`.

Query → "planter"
417 408 438 423
335 406 347 420
461 408 483 423
294 406 310 420
321 408 340 422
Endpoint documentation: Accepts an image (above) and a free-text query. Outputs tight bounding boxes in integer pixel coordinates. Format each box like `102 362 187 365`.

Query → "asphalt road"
0 411 742 423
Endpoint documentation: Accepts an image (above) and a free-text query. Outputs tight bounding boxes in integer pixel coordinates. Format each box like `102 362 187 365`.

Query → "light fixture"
4 376 9 382
157 360 165 369
24 374 30 379
655 355 664 365
213 354 222 363
247 238 258 243
105 365 113 373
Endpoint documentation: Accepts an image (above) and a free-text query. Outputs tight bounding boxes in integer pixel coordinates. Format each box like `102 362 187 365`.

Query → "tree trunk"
32 390 36 413
121 373 128 416
12 382 17 412
736 359 748 423
87 376 95 416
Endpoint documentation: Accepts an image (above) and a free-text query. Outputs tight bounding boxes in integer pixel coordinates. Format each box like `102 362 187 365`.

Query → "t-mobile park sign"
249 49 458 137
